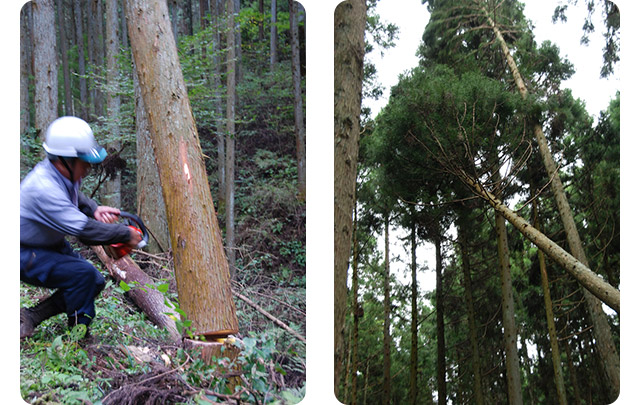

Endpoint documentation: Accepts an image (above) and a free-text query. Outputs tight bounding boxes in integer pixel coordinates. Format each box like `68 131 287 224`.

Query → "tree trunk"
125 0 239 337
104 0 122 208
88 0 104 120
212 0 225 203
459 223 485 405
333 0 366 395
480 5 621 398
258 0 264 41
533 199 567 405
350 206 360 405
32 0 58 135
289 0 305 200
382 214 391 405
435 237 446 405
459 170 620 313
496 207 523 405
133 58 170 254
269 0 277 70
409 220 418 405
225 0 237 278
73 0 88 120
91 245 181 343
20 3 31 135
56 0 72 116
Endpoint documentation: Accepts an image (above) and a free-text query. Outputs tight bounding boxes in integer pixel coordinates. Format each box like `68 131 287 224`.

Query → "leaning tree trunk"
459 170 619 312
32 0 58 135
333 0 366 395
289 0 305 200
533 199 567 405
480 6 620 399
124 0 239 338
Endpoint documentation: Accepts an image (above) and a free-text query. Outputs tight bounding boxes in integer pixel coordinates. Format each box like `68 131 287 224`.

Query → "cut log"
91 246 182 343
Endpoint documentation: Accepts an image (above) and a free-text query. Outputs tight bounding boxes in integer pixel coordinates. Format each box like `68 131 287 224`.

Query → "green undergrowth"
20 252 306 404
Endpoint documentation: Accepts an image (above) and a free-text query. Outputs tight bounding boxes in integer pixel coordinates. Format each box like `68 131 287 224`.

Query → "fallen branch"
233 290 306 344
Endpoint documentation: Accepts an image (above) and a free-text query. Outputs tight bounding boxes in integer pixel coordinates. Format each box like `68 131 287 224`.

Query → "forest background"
2 0 640 404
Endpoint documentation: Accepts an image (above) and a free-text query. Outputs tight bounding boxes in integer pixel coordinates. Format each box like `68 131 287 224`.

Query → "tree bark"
481 6 620 398
533 199 567 405
382 214 391 405
91 245 181 343
212 0 226 203
32 0 58 135
496 207 523 405
409 220 418 405
333 0 366 396
350 206 360 405
104 0 122 208
125 0 239 337
458 223 485 405
88 0 104 120
289 0 305 200
73 0 88 120
269 0 277 70
225 0 237 278
56 0 72 116
20 3 31 135
133 58 170 254
435 237 447 405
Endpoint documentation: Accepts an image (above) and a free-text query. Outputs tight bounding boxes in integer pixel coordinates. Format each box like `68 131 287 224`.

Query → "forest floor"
19 242 306 404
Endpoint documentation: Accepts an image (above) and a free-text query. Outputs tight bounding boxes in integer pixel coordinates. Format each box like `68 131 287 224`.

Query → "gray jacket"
20 159 130 248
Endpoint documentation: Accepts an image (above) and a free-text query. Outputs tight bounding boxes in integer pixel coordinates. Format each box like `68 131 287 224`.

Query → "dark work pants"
20 241 105 326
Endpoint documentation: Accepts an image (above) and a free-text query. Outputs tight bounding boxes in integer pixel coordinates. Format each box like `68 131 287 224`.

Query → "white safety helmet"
43 116 107 164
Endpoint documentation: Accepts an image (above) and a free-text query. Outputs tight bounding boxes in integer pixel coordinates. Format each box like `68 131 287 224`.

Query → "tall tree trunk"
333 0 366 396
73 0 88 120
561 320 583 404
120 0 128 48
480 6 620 398
269 0 277 70
89 0 104 120
435 237 446 405
350 205 360 405
258 0 264 41
212 0 226 203
32 0 58 135
56 0 72 116
495 180 523 405
533 199 567 405
382 214 391 405
409 219 418 405
125 0 239 337
225 0 237 278
134 58 170 254
104 0 122 208
289 0 305 200
20 3 31 135
458 223 485 405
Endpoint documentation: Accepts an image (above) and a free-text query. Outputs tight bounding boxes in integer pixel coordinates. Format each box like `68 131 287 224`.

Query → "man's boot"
20 290 66 339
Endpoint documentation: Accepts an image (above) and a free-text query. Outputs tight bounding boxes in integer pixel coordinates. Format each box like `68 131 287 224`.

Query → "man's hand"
127 227 143 248
94 206 120 224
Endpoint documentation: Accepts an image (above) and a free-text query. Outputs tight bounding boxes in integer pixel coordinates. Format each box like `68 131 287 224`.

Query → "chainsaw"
104 211 149 259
